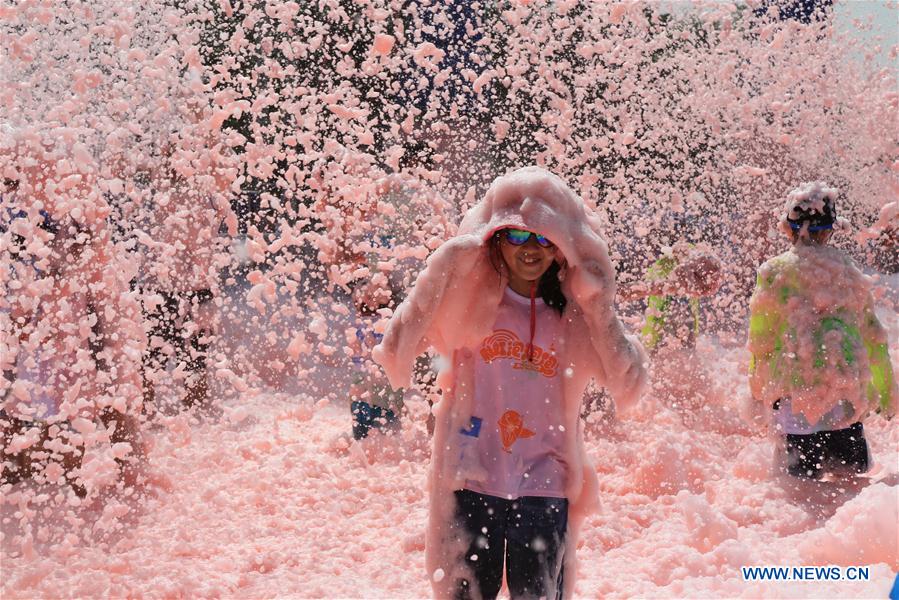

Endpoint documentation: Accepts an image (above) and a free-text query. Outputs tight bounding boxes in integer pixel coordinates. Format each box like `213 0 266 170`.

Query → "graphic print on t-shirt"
498 409 535 452
480 329 558 377
463 290 567 498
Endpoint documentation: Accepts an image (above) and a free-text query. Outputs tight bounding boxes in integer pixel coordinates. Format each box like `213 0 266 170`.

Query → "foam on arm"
860 298 896 415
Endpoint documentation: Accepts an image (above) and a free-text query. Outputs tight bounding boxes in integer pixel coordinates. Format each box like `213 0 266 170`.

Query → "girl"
374 167 646 598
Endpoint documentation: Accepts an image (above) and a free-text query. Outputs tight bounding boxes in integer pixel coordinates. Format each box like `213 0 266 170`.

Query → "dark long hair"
489 231 567 315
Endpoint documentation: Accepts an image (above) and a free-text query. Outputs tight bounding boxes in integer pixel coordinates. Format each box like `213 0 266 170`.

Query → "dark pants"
784 421 870 479
453 489 567 600
141 289 213 409
350 400 399 440
142 289 213 374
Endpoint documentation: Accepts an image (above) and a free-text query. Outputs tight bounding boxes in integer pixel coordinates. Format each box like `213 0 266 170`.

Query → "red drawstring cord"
528 280 537 363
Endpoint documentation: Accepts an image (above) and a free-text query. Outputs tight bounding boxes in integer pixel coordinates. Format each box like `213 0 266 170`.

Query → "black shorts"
784 422 870 479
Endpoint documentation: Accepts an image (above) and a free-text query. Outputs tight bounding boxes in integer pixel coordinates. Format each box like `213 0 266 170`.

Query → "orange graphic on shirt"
498 410 535 453
480 329 558 378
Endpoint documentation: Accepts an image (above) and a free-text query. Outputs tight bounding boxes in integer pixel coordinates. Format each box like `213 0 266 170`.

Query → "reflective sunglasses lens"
534 234 551 247
505 229 532 245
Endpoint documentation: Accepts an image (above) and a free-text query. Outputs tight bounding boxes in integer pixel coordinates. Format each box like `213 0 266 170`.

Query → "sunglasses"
788 222 833 233
502 228 553 248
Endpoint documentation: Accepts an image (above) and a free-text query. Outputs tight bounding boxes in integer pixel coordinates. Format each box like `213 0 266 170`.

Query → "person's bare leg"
100 408 146 489
183 328 212 412
184 373 210 411
141 370 157 417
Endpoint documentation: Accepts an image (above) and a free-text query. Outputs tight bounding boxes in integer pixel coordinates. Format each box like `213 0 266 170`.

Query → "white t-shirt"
461 287 567 499
774 397 848 435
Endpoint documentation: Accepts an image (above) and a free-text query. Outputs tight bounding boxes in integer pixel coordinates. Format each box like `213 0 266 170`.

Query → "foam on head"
779 181 848 238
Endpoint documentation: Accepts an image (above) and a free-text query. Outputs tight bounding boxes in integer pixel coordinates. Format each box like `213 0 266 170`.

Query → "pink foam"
2 1 897 597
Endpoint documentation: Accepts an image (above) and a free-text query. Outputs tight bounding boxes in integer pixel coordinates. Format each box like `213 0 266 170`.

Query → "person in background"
347 279 404 440
601 241 722 426
4 210 146 493
2 132 147 494
132 110 237 415
747 182 896 480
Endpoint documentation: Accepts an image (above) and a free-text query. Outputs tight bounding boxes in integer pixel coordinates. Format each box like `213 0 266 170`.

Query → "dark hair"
489 231 567 315
787 199 836 231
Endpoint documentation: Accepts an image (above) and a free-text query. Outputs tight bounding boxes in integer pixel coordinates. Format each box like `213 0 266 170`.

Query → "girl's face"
498 229 556 295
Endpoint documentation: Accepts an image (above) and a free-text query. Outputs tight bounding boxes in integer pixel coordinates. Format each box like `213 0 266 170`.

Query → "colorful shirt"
748 245 895 431
352 312 403 411
640 255 701 351
461 288 566 499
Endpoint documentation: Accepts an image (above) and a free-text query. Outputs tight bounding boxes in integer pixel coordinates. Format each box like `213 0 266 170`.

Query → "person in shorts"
747 182 896 479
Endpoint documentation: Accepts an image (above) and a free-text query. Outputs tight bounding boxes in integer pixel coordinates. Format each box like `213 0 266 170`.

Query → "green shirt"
748 247 895 417
641 255 701 351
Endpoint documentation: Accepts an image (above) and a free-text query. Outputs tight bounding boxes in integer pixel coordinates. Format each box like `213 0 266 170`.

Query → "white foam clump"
731 441 770 482
798 483 899 569
779 181 850 234
371 34 395 56
858 201 899 243
676 491 739 553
